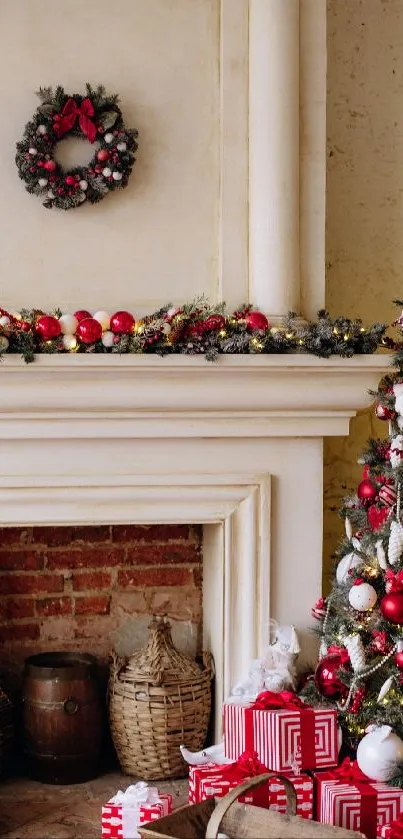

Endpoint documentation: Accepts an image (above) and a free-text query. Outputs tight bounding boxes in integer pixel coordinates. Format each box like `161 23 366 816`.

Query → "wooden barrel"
23 652 103 784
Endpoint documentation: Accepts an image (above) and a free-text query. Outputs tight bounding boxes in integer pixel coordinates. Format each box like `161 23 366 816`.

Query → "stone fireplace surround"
0 353 388 737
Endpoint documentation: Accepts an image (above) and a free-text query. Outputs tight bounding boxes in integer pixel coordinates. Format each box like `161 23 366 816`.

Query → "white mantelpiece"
0 353 388 735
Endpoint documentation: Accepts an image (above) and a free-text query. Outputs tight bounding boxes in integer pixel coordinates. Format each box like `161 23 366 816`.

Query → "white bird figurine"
180 742 232 766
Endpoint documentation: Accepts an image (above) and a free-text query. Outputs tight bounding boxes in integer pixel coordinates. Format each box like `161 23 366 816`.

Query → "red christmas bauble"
395 651 403 670
44 160 56 172
34 315 62 341
380 592 403 625
110 310 135 334
19 321 31 332
97 149 110 162
76 317 102 344
357 478 378 505
314 653 349 700
375 403 394 421
65 175 75 186
203 314 226 332
245 311 269 332
73 310 92 322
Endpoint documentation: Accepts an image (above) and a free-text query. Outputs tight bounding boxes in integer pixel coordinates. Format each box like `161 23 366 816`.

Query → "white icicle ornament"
357 726 403 781
377 677 394 703
388 520 403 566
345 517 353 541
376 539 388 570
336 552 362 585
343 634 365 673
390 435 403 468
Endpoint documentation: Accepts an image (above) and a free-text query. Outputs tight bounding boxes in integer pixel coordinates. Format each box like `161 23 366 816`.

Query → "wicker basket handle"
204 772 297 839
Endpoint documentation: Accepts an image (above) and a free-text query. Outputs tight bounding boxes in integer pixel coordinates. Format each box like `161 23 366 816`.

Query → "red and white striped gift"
223 693 338 772
101 784 172 839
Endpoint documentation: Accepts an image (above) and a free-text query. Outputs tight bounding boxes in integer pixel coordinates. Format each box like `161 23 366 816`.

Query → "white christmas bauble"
79 180 88 191
62 334 77 351
58 314 78 335
162 323 171 335
336 552 362 585
93 310 110 330
102 167 112 178
112 171 123 181
47 190 55 199
0 336 9 352
28 147 37 156
357 726 403 781
116 142 127 151
348 582 377 611
38 178 48 188
78 192 86 202
12 312 21 321
104 133 114 143
101 331 114 348
36 124 47 135
0 316 10 327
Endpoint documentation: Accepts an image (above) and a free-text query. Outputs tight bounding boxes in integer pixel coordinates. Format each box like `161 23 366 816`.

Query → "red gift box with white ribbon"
314 759 403 839
101 782 172 839
223 690 338 772
377 815 403 838
188 750 313 819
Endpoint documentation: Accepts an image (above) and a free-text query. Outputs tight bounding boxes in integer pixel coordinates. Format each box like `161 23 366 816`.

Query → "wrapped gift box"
314 759 403 839
224 690 338 772
377 817 403 838
101 783 172 839
189 750 313 819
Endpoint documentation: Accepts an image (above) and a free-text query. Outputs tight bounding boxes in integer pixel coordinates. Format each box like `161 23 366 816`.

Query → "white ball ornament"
116 142 127 151
112 171 123 181
357 726 403 781
36 124 47 135
101 331 115 348
336 552 362 585
78 192 87 203
104 133 114 143
79 180 88 191
58 314 78 336
93 310 111 331
348 582 377 611
0 336 9 352
0 316 10 327
38 178 48 187
28 147 37 156
47 190 55 199
62 334 77 351
102 167 112 178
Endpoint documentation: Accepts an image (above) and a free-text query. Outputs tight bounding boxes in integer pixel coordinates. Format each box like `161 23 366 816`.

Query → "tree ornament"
357 726 403 781
390 436 403 469
388 520 403 566
377 677 394 703
74 310 92 322
314 652 349 700
367 504 390 531
336 552 362 585
395 641 403 670
348 581 377 611
350 685 366 714
93 310 111 331
368 630 392 655
0 336 9 352
110 310 135 334
345 517 353 541
311 596 327 620
0 316 10 328
15 85 138 210
343 634 366 673
357 478 378 505
34 315 62 341
375 403 395 420
101 331 115 348
245 311 269 332
380 592 403 624
58 313 78 335
62 334 77 351
379 484 397 508
76 317 102 344
376 539 388 570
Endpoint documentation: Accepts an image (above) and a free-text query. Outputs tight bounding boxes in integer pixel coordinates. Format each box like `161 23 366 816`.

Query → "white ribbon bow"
109 783 161 838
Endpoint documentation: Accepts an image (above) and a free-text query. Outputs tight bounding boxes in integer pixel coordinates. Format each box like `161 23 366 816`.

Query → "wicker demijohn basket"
108 616 213 780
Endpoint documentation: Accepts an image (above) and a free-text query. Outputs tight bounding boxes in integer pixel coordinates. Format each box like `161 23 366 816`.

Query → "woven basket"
108 616 213 780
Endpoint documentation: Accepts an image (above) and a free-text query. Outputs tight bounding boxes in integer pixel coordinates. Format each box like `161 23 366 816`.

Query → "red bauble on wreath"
34 315 62 341
375 403 395 421
76 317 102 344
245 311 269 332
110 310 135 334
314 652 349 700
380 592 403 625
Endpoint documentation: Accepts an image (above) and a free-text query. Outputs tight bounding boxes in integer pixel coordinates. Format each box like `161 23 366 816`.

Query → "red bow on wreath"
53 98 97 143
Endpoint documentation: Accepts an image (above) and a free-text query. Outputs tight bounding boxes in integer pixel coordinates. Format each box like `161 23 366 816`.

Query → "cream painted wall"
324 0 403 588
0 0 219 312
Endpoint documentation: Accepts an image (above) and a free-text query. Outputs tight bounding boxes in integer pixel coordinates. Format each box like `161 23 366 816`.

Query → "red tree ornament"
110 310 135 334
375 403 395 421
378 484 397 508
395 650 403 670
357 478 378 505
367 504 390 531
314 653 349 700
74 309 92 322
76 317 102 344
245 311 269 332
350 686 366 714
380 592 403 625
34 315 62 341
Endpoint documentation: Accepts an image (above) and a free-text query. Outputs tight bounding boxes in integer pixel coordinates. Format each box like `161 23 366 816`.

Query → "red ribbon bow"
251 690 306 711
53 97 97 143
221 750 268 781
328 757 369 784
386 569 403 593
391 816 403 839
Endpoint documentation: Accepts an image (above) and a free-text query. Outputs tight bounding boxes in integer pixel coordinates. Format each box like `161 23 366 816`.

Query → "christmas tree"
304 305 403 786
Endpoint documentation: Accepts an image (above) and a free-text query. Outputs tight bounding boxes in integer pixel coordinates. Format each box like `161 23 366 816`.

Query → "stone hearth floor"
0 772 189 838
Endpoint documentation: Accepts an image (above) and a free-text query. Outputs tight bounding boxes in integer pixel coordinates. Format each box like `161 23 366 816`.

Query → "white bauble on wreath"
348 582 377 611
357 726 403 781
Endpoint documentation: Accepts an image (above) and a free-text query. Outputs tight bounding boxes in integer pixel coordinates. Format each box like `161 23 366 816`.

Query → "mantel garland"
0 300 390 365
15 85 138 210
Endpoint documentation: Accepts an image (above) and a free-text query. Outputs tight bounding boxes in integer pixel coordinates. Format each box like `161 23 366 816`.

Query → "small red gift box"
101 783 172 839
377 814 403 838
189 750 313 819
314 759 403 839
223 690 338 772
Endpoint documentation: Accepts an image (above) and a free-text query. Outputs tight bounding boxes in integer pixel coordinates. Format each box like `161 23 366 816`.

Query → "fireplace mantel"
0 353 389 735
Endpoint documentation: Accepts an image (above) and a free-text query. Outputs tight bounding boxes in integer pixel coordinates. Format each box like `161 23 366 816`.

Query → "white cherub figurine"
231 621 300 699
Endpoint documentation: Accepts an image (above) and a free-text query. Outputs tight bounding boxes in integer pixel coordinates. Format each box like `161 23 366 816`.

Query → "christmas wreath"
15 84 138 210
0 300 390 364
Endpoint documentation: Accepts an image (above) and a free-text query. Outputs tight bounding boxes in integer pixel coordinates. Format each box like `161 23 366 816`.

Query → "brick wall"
0 525 203 667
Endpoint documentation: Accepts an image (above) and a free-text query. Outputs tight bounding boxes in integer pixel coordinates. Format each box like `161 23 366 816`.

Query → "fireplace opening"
0 523 204 777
